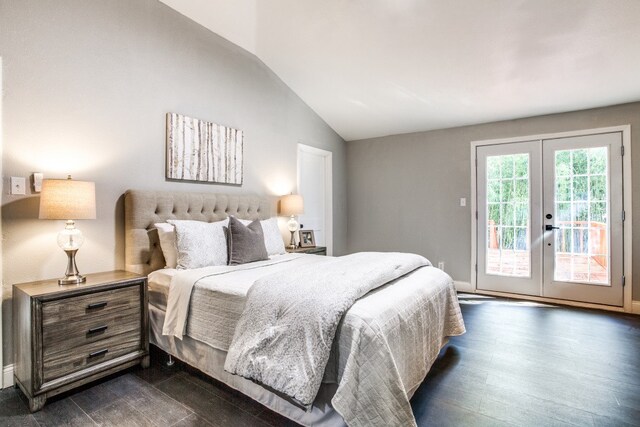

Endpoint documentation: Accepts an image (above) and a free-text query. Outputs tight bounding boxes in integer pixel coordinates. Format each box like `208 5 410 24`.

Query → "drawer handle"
87 302 108 310
88 349 108 359
88 325 108 334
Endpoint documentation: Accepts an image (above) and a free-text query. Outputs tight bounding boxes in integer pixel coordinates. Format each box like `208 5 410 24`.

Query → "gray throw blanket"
224 252 430 407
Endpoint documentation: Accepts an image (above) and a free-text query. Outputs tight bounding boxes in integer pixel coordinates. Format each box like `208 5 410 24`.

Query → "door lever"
545 224 560 231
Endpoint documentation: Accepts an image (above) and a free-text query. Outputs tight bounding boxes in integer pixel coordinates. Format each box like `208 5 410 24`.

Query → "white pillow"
261 217 286 256
154 223 177 268
238 217 286 256
167 218 229 269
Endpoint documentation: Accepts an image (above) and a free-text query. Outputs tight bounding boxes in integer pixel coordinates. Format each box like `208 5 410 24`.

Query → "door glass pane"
486 153 530 277
554 147 608 285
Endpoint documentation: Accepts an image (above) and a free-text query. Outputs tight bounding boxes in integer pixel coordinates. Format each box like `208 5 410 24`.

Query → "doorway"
297 144 333 255
475 130 627 307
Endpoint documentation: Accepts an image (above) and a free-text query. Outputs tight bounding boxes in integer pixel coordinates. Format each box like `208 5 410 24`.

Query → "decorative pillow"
167 218 229 269
238 217 286 256
227 216 269 265
154 223 178 268
260 217 286 255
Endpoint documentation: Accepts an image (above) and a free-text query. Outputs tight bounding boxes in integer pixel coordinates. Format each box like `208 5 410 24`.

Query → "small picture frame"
298 229 316 248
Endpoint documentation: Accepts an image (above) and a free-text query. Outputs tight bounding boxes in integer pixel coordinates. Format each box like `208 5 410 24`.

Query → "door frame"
470 125 633 313
297 143 333 255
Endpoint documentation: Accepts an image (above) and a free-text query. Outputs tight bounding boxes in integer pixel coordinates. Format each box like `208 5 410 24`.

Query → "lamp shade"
39 177 96 220
280 194 304 216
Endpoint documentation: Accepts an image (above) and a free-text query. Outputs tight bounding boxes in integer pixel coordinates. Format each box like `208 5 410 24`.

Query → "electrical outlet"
10 177 26 195
437 261 445 270
460 198 466 207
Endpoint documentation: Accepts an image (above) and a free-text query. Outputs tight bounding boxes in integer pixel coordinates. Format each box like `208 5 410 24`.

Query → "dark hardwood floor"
2 293 639 426
413 294 640 426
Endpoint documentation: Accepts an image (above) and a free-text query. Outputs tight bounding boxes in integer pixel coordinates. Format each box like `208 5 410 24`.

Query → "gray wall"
0 0 346 366
348 102 640 300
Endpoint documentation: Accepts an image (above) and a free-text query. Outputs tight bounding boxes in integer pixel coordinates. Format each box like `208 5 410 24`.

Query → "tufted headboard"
124 189 271 276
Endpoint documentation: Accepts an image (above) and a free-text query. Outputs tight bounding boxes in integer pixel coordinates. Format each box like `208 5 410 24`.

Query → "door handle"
545 224 560 231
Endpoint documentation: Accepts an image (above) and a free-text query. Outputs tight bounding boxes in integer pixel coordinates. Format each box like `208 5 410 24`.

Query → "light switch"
460 197 466 207
33 172 44 192
11 176 26 195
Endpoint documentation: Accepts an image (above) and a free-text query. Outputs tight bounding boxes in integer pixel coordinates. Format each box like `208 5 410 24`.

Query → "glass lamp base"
287 216 299 249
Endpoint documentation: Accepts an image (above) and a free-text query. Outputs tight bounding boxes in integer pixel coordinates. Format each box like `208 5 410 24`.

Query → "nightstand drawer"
43 311 141 357
42 285 141 327
40 284 143 381
42 328 142 381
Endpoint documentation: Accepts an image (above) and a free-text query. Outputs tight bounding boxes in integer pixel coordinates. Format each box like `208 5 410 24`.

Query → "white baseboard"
453 281 474 293
632 301 640 315
2 364 14 389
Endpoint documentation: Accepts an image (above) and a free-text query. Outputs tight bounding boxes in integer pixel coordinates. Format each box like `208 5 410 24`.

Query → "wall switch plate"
460 197 466 207
437 261 445 271
10 176 26 195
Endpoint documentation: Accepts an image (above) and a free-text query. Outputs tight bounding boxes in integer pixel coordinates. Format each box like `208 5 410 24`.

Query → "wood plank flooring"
1 293 639 426
412 294 640 426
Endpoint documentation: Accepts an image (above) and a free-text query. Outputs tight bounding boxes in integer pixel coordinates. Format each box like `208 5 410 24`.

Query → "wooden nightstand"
286 246 327 255
13 270 149 412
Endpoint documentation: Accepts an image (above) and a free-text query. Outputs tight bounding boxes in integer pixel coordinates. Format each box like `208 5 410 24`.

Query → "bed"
124 190 465 427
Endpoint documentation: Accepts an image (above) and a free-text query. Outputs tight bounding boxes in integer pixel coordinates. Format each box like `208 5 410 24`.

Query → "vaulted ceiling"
160 0 640 141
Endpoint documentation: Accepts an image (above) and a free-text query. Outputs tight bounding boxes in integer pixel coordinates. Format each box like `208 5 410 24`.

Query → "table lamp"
279 194 304 249
39 176 96 285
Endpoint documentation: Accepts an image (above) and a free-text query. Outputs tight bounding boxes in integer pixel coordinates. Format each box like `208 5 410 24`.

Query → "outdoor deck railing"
488 220 607 267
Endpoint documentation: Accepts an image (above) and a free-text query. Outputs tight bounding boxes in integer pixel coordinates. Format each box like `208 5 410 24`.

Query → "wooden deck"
487 249 608 283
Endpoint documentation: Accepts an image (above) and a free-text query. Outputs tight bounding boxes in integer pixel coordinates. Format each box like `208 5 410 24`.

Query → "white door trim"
297 143 333 256
470 125 633 313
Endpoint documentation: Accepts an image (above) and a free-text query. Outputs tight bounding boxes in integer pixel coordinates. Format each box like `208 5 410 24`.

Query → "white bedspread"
163 253 465 427
330 266 464 427
224 252 429 408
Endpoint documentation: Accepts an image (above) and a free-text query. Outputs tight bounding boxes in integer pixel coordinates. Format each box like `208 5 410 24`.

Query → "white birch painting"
166 113 243 185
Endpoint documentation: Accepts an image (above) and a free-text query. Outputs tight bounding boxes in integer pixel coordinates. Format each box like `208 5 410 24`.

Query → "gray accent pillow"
227 216 269 265
238 217 286 256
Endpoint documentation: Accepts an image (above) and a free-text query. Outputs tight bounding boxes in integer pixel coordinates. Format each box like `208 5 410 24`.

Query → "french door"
476 132 624 306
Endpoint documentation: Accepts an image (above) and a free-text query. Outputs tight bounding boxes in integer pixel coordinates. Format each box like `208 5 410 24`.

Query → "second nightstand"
286 246 327 256
13 271 149 412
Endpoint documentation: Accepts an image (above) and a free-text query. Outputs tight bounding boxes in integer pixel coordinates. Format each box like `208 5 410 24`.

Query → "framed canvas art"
166 112 243 185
